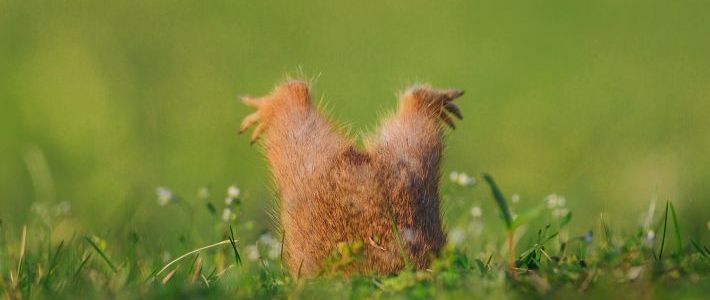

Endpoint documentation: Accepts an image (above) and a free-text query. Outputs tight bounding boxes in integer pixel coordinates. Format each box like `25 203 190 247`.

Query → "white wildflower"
457 172 476 186
552 208 569 218
227 185 240 199
156 187 174 206
225 197 234 205
449 171 459 182
258 233 282 260
646 230 655 246
259 233 277 245
449 227 465 246
511 194 520 204
245 244 260 261
267 243 281 259
470 206 482 218
546 194 566 209
222 207 235 222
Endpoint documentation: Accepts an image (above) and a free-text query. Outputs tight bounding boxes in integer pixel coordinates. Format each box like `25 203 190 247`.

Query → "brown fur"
239 80 464 276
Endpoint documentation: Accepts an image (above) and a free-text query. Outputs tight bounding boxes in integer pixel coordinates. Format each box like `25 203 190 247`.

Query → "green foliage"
0 178 707 299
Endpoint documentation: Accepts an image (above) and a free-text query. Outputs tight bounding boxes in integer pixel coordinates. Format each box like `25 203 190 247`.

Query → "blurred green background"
1 1 708 241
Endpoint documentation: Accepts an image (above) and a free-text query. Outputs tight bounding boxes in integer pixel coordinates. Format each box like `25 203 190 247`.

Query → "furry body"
240 80 463 276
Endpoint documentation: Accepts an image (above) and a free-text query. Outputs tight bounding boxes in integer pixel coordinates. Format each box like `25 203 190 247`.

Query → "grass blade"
601 214 613 247
43 240 65 286
385 201 411 267
690 240 708 259
84 237 117 273
73 253 92 281
482 174 512 229
228 225 242 266
668 202 681 258
657 202 669 260
16 225 27 279
153 240 233 279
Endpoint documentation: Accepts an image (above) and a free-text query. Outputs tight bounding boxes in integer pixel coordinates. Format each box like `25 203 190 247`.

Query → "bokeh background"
1 1 708 243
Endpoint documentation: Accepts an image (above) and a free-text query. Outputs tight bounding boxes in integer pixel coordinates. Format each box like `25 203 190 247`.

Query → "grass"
0 175 708 299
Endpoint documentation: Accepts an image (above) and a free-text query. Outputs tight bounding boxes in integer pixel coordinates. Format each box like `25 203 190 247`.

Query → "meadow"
1 0 709 298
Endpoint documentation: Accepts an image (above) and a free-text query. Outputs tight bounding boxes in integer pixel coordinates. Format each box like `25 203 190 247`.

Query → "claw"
239 112 260 134
443 89 465 101
440 111 456 129
250 123 266 145
444 102 463 119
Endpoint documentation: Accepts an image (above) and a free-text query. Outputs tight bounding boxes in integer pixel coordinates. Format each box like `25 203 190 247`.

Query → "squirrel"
239 79 464 276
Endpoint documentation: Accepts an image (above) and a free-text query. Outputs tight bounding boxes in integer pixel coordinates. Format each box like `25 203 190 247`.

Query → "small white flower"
646 230 655 245
221 208 234 222
156 187 174 206
258 233 282 259
470 206 482 218
449 171 459 182
545 194 558 208
245 244 260 261
511 194 520 204
225 197 234 205
267 243 281 259
546 194 566 209
457 172 476 186
227 185 240 199
552 208 569 218
259 233 276 245
449 227 465 245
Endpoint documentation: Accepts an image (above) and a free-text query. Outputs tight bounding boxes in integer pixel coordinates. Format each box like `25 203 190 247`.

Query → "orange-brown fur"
239 80 464 276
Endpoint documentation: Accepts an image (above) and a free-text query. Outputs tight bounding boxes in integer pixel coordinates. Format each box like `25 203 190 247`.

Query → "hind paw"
400 87 465 129
239 80 312 144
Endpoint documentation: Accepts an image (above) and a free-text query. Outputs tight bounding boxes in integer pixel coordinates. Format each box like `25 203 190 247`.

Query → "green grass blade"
690 240 709 259
668 202 682 258
228 225 242 266
482 174 512 229
657 202 669 260
73 253 92 281
84 237 118 273
43 240 64 286
601 214 613 246
385 201 411 267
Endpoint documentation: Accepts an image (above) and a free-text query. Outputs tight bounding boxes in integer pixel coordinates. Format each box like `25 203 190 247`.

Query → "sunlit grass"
1 175 707 299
